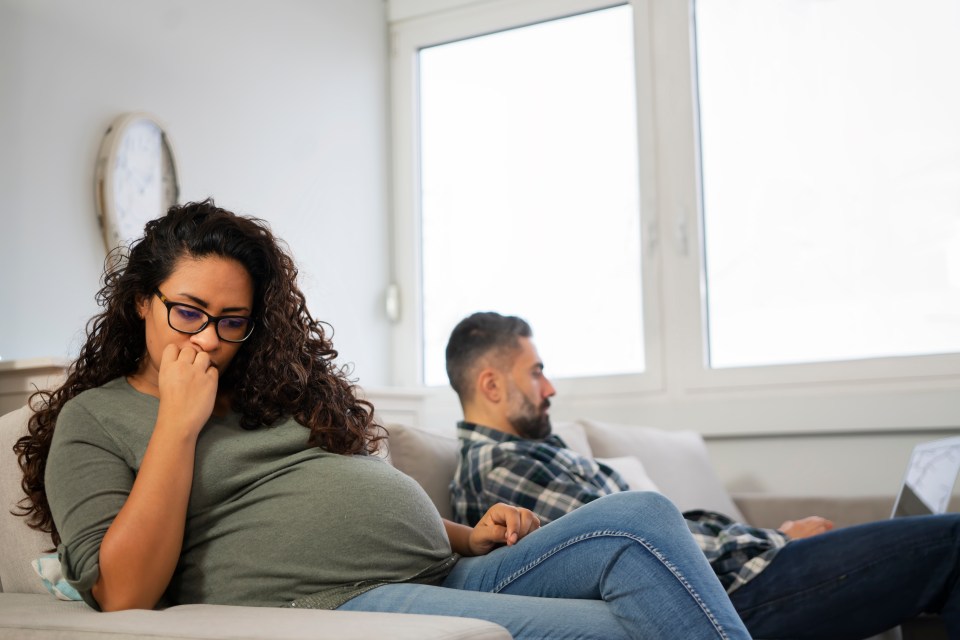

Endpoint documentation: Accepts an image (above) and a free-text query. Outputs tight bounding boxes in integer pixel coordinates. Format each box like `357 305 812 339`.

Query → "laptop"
891 436 960 518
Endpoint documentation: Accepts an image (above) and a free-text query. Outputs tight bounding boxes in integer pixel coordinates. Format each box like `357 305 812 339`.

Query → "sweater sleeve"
45 399 137 610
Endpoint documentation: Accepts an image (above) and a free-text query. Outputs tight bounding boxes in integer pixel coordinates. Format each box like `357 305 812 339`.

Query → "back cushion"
595 456 660 493
551 421 593 458
383 423 459 520
0 405 53 594
580 419 746 522
383 421 591 521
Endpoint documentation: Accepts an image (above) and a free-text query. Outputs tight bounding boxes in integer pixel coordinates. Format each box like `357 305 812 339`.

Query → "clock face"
97 113 179 251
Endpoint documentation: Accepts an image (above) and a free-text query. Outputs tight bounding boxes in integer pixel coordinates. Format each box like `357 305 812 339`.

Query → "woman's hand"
468 504 541 556
94 344 216 611
157 343 219 437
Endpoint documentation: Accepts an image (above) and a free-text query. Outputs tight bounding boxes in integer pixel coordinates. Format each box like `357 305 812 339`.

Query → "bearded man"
445 311 960 640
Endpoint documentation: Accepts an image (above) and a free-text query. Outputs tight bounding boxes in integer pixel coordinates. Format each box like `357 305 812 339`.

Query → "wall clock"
95 112 180 252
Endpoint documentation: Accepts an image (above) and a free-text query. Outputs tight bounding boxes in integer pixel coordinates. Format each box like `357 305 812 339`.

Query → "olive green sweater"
46 378 456 610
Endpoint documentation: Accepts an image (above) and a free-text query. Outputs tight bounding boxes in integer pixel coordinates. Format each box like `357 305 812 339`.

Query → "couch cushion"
383 424 459 520
550 421 593 458
580 419 747 522
384 421 592 521
0 405 54 595
596 456 660 493
0 593 513 639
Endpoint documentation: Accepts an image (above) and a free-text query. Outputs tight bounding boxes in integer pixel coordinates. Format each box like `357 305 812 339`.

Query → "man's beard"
508 394 552 440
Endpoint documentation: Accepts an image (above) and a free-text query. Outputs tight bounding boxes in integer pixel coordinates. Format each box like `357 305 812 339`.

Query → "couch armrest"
731 494 896 529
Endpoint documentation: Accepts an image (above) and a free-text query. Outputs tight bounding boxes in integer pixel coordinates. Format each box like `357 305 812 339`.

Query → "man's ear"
476 367 504 404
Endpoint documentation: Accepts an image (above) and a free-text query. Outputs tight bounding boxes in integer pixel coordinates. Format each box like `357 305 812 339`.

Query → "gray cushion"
0 593 512 639
0 405 52 595
383 423 459 520
580 419 747 522
383 421 592 520
550 421 593 458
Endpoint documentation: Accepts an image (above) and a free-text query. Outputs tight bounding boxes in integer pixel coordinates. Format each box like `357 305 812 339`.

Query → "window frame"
388 0 960 413
388 0 665 396
674 0 960 391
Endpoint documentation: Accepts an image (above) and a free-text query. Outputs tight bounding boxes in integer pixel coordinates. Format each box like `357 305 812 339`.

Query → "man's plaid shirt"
450 422 789 593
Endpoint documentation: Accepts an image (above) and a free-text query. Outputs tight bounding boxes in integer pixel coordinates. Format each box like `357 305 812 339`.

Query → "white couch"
0 405 947 639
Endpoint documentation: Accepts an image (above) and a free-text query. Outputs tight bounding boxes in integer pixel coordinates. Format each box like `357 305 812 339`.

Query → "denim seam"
490 529 732 640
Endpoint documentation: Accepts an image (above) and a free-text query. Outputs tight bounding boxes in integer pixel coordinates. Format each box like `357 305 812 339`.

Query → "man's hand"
469 503 541 555
779 516 835 539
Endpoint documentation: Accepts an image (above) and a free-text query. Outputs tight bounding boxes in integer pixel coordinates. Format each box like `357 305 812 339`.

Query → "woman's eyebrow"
176 292 251 314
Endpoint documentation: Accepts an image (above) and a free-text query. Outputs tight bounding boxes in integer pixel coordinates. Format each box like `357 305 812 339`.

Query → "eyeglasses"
154 290 255 343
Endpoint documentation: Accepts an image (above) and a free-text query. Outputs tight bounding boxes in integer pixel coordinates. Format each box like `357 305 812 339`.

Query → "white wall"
0 0 393 385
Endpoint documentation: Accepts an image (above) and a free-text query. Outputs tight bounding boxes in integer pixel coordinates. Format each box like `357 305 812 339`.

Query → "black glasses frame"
154 290 255 343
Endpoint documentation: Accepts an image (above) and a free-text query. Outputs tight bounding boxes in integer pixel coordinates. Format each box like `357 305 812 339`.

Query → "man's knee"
584 491 684 527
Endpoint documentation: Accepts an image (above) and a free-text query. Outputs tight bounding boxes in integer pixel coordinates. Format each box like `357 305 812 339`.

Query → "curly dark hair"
14 199 384 546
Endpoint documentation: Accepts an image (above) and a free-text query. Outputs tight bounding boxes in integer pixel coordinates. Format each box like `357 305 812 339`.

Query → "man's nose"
543 377 556 398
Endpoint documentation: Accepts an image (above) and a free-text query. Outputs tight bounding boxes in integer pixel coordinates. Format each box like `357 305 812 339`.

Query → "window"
417 5 644 385
390 0 960 437
696 0 960 369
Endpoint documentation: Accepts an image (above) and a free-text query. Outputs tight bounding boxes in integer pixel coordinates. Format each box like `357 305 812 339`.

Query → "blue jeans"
730 514 960 639
339 492 750 639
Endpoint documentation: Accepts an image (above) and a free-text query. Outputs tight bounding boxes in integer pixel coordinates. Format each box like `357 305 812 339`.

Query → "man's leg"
445 491 751 640
730 514 960 639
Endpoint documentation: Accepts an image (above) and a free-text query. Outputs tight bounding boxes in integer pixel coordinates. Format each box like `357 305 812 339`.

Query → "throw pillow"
31 553 81 601
596 456 661 493
581 419 746 522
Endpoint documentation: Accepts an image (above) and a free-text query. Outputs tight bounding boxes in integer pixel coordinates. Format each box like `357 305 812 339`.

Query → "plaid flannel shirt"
450 422 789 593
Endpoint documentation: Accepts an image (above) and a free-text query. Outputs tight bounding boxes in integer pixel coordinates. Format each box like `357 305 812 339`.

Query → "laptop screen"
891 436 960 518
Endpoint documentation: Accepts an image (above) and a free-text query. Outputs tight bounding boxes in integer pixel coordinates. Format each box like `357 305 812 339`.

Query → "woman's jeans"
339 492 750 640
730 513 960 639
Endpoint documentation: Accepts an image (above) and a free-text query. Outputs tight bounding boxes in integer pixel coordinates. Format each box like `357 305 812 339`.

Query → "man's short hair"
446 312 532 400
